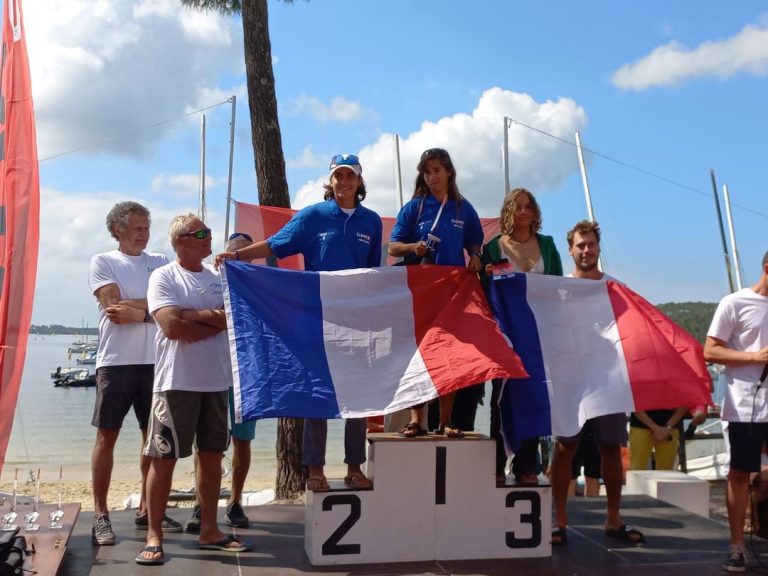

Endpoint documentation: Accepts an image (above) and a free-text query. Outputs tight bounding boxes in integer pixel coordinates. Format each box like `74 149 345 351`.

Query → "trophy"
2 470 18 531
24 469 41 531
49 468 64 529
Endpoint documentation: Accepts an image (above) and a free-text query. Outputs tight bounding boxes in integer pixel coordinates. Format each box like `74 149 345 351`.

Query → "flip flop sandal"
199 534 251 552
344 472 373 489
551 526 567 545
399 422 428 438
135 545 164 565
306 475 330 492
605 524 645 544
436 422 464 438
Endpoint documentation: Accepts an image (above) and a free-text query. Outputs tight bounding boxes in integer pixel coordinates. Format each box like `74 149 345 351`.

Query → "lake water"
4 335 492 487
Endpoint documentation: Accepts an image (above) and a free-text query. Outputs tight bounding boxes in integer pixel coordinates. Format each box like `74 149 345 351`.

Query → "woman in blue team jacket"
389 148 484 438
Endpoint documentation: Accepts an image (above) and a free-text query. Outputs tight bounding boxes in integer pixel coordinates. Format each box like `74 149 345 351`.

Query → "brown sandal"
306 475 330 492
344 471 372 489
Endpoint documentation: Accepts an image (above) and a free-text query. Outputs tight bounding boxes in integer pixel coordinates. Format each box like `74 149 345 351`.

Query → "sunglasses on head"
228 232 253 242
421 148 450 160
180 228 212 240
330 154 360 166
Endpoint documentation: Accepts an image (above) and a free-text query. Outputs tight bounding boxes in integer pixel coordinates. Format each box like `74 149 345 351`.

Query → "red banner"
233 200 501 269
0 0 40 473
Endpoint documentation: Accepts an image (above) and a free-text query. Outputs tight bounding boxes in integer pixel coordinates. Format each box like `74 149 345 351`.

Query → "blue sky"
19 0 768 325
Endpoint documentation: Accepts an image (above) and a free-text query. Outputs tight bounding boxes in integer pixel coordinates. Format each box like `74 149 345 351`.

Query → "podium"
305 432 551 565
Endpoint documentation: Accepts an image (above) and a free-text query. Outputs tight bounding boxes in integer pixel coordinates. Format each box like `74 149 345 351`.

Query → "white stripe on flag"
525 275 634 437
319 267 437 415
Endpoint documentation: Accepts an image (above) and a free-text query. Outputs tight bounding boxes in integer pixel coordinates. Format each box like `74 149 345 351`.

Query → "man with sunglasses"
88 201 178 546
705 251 768 573
215 153 382 492
137 215 249 565
185 231 256 533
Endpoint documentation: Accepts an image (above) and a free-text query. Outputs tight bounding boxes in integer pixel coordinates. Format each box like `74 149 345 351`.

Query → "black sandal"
436 422 464 438
399 422 428 438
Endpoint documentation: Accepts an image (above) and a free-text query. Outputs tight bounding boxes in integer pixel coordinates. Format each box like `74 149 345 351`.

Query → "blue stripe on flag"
487 273 552 451
225 262 340 420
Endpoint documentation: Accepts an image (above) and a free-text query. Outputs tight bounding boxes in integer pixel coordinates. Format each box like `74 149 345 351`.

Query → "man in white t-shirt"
88 201 176 546
136 214 249 566
550 220 644 546
705 251 768 573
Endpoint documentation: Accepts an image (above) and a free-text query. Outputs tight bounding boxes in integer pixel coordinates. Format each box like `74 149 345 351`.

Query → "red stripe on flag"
406 266 527 396
607 281 712 412
0 0 40 473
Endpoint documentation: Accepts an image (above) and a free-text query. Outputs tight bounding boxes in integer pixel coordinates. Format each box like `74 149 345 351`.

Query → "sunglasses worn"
228 232 253 242
180 228 211 240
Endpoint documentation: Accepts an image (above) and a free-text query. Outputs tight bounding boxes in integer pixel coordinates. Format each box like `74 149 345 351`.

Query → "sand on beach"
0 460 346 511
0 477 279 512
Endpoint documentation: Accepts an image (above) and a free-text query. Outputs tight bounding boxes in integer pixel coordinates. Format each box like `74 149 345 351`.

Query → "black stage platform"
56 495 768 576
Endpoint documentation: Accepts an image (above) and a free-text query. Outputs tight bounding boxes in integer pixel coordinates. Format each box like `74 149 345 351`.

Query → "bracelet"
471 251 482 258
234 250 240 260
143 311 152 323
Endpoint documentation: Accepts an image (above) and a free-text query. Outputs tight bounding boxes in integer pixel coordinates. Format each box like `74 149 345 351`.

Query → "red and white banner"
0 0 40 473
233 200 501 269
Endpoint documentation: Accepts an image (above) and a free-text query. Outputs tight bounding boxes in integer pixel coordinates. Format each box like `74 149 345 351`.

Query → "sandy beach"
0 459 348 511
0 477 281 512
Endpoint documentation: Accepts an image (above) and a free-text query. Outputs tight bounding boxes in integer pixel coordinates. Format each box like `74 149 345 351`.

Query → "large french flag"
222 262 528 422
488 273 712 445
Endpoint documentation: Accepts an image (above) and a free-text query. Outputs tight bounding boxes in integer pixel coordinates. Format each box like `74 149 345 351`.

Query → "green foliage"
656 301 718 344
179 0 242 15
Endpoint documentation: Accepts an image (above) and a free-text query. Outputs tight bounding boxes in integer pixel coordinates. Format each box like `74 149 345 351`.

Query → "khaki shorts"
144 390 229 459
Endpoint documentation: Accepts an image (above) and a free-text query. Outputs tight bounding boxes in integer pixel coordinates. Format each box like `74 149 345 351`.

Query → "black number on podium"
505 491 541 548
321 494 362 556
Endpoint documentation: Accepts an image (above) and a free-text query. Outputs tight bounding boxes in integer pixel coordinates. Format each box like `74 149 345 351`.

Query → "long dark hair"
412 148 462 204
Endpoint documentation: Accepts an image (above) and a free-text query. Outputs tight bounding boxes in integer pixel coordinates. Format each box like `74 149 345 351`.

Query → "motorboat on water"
53 367 96 388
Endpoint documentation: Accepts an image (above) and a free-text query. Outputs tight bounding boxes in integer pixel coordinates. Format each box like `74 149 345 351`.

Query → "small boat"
51 366 85 379
54 368 96 388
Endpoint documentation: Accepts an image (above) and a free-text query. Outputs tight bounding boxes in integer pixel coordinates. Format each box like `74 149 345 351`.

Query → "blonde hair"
168 213 200 252
499 188 542 236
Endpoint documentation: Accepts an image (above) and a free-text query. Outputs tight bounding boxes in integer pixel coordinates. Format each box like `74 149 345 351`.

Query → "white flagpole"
393 133 403 210
199 113 206 221
574 131 602 271
224 95 237 243
722 184 743 290
502 116 510 195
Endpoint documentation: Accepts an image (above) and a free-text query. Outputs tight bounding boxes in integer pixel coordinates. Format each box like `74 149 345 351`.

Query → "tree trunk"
275 417 306 500
241 0 303 498
241 0 290 208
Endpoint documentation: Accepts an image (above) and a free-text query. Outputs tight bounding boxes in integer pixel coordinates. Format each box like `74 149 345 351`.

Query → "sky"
16 0 768 326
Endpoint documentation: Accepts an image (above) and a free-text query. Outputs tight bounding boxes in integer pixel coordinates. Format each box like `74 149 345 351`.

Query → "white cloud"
286 146 325 169
286 94 374 124
612 23 768 90
150 172 223 199
25 0 243 159
292 87 587 218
